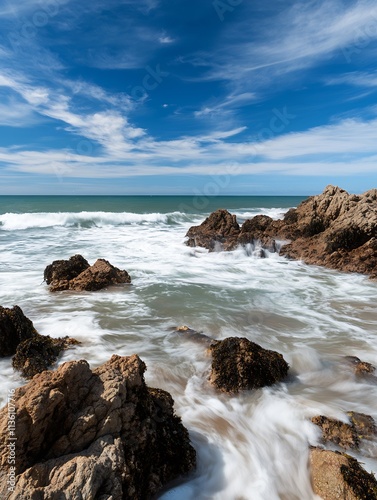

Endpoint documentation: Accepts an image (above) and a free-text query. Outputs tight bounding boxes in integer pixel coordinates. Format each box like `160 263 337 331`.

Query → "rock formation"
0 305 38 357
0 355 196 499
208 337 289 393
0 305 78 378
44 255 131 292
185 186 377 278
310 447 377 499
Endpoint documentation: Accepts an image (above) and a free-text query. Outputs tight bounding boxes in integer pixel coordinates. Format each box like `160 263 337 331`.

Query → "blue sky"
0 0 377 194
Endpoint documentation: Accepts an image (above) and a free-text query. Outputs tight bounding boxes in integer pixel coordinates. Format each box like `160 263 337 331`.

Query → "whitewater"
0 197 377 500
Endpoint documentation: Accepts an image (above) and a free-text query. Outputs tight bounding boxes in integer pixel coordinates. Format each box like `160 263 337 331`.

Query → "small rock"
345 356 376 376
208 337 289 393
311 415 359 449
44 254 90 285
347 411 377 440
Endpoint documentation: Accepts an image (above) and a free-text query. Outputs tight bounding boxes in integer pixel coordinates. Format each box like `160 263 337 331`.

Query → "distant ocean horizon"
1 194 376 499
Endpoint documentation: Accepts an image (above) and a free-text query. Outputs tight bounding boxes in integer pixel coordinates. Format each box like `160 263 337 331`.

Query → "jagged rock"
345 355 376 377
208 337 289 393
0 305 38 357
185 209 240 251
311 415 360 449
0 355 196 500
12 335 80 379
45 256 131 292
347 412 377 440
186 186 377 278
310 447 377 499
44 254 90 287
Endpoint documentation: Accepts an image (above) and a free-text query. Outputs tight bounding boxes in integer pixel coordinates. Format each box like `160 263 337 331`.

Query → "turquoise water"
0 195 376 499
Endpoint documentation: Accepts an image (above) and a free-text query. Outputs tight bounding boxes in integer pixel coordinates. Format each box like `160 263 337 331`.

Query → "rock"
0 305 38 357
0 355 196 499
185 209 240 251
44 254 90 286
12 335 80 379
45 256 131 292
310 447 377 500
345 355 376 377
208 337 289 393
185 186 377 277
311 415 359 449
347 412 377 441
173 325 213 345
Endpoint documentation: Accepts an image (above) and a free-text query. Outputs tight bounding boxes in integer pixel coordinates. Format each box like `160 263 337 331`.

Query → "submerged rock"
173 325 213 345
0 305 38 357
310 447 377 500
185 186 377 278
44 255 131 292
0 354 196 500
345 355 376 377
12 335 80 379
185 209 240 251
208 337 289 393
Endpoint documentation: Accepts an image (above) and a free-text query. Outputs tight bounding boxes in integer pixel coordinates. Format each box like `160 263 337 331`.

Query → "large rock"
208 337 289 393
310 447 377 499
185 209 240 251
186 186 377 278
0 305 38 357
0 355 196 499
44 256 131 292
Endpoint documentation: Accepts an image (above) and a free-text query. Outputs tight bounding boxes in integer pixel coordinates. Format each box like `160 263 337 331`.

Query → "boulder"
208 337 289 393
12 335 80 379
310 447 377 499
347 411 377 440
185 209 240 251
0 305 38 357
0 355 196 499
311 415 359 449
44 256 131 292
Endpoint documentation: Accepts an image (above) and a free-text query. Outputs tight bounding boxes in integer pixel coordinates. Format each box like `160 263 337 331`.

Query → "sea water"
0 195 376 500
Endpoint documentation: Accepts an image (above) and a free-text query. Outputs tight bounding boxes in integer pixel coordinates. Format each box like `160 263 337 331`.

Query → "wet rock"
347 411 377 441
12 335 80 379
185 209 240 251
237 215 278 252
310 447 377 500
45 256 131 292
311 415 359 449
173 325 213 345
208 337 289 393
345 355 376 377
0 305 38 357
0 355 196 500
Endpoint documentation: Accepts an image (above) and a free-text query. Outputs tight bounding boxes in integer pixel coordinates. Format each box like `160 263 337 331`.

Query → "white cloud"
159 35 175 44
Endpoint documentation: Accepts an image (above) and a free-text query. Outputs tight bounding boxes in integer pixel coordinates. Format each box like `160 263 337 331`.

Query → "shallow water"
0 196 376 499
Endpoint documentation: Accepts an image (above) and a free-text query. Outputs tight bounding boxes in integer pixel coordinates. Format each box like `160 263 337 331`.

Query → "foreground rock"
44 255 131 291
0 305 78 377
186 186 377 278
12 335 80 378
0 305 38 357
208 337 289 393
310 447 377 499
0 355 196 499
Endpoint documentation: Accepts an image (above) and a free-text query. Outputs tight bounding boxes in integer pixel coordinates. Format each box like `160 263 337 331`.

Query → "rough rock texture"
0 355 196 499
0 305 38 357
345 355 376 377
208 337 289 393
310 447 377 500
185 186 377 278
185 209 240 251
347 411 377 440
44 256 131 292
12 335 80 379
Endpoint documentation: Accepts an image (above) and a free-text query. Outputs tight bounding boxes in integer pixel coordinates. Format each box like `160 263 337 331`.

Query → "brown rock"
45 256 131 292
0 355 196 499
347 412 377 440
173 325 213 345
208 337 289 393
68 259 131 291
185 209 240 251
12 335 80 379
310 447 377 500
237 215 278 251
345 356 376 377
0 305 38 357
311 415 359 449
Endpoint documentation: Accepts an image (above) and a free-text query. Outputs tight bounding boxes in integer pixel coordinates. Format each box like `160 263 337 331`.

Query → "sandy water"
0 196 376 499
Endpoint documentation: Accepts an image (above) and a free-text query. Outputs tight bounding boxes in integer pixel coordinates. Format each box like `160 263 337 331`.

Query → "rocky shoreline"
186 185 377 279
1 185 377 498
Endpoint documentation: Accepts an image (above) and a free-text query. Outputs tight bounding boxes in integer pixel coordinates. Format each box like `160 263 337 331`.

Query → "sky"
0 0 377 195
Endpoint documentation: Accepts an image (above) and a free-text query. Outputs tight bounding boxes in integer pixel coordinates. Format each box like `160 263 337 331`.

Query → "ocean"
1 195 377 500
